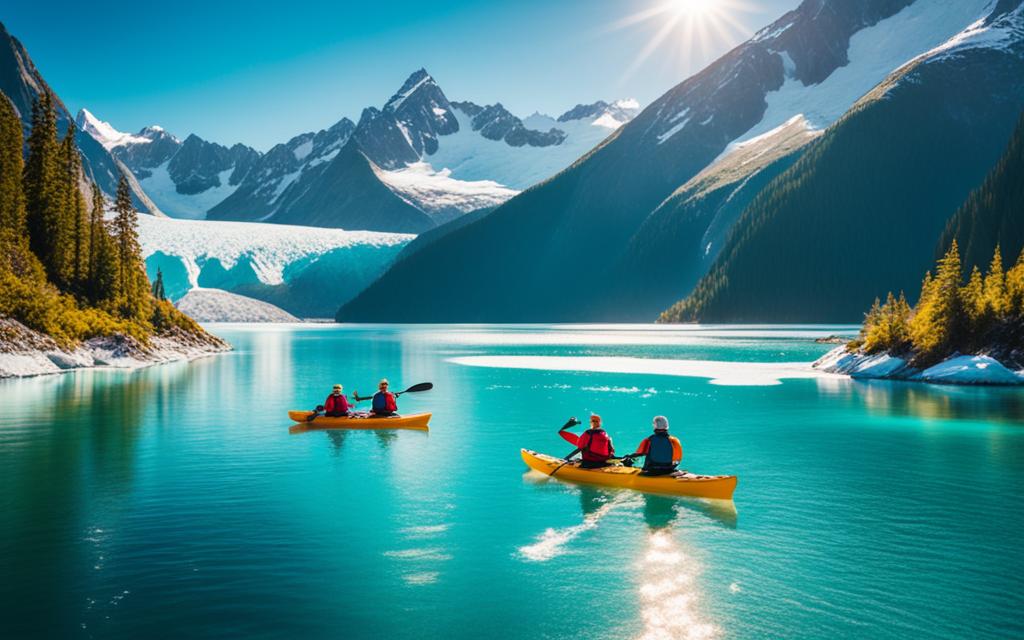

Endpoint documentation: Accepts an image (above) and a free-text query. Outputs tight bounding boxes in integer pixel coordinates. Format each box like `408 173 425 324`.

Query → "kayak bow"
520 449 736 500
288 411 431 431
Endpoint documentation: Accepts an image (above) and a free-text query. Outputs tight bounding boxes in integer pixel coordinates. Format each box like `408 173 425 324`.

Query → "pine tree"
983 246 1008 316
23 91 63 280
909 241 964 364
0 91 25 240
151 267 166 300
59 121 88 292
86 182 115 305
110 174 151 322
1006 249 1024 317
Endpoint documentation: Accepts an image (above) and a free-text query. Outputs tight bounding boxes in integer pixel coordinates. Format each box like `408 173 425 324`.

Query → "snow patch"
374 161 517 219
730 0 994 145
428 106 634 190
138 162 241 220
292 139 314 161
449 355 838 386
175 288 299 323
78 108 152 150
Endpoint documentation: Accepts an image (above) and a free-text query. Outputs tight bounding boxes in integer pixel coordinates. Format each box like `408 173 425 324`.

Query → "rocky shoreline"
0 317 230 379
813 345 1024 386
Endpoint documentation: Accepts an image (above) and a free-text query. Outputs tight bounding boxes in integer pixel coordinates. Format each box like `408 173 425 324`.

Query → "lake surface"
2 324 1022 639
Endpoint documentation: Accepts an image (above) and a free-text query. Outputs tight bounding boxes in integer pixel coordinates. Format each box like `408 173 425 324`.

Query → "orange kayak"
287 411 431 431
521 448 736 500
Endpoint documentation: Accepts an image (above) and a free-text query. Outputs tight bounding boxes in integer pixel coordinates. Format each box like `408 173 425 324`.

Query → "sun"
668 0 717 17
606 0 760 82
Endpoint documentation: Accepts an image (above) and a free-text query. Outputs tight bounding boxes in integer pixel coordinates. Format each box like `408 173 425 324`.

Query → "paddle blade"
559 430 580 446
403 382 434 393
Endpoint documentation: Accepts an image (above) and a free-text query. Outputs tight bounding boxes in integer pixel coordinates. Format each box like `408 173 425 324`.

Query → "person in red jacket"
322 384 351 417
577 414 615 469
628 416 682 476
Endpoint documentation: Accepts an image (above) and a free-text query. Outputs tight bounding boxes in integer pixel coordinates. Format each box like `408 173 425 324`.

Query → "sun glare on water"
609 0 760 82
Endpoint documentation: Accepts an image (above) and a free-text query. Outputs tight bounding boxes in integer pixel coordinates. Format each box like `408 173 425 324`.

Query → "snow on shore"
0 317 230 379
814 346 1024 385
175 288 298 323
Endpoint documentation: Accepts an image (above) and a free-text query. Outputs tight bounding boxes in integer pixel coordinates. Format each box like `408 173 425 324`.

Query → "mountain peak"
384 68 441 112
77 108 154 150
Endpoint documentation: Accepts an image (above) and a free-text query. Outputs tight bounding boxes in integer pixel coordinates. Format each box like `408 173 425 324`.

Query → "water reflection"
817 377 1024 424
634 529 718 640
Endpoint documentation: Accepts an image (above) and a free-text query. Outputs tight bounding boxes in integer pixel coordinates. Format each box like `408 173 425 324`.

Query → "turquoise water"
2 324 1022 639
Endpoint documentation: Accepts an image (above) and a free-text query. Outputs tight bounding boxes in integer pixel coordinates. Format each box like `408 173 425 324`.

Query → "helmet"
653 415 669 432
332 384 343 392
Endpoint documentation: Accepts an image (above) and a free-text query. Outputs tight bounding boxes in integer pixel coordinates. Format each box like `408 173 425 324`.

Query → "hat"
333 384 343 391
653 416 669 432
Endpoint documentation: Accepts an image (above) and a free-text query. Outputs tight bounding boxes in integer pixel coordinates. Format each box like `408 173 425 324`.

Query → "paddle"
558 417 582 446
353 382 433 402
549 447 581 478
307 405 325 422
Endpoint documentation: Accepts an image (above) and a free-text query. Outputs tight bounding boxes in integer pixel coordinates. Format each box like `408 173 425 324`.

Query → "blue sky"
6 0 799 150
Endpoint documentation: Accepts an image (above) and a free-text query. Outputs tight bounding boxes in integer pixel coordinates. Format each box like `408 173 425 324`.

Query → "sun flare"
609 0 760 82
669 0 716 17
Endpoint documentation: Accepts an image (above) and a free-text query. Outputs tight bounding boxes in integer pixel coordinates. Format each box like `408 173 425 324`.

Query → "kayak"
520 449 737 500
287 411 431 431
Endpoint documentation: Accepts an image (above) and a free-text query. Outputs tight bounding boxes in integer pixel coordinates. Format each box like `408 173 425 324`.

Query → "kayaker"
355 379 398 416
322 384 351 417
627 416 682 476
576 414 616 469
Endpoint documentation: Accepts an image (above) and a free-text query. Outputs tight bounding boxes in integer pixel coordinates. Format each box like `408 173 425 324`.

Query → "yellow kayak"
521 449 737 500
287 411 431 431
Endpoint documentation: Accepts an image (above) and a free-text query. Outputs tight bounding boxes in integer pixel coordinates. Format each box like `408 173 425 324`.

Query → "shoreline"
813 345 1024 386
0 318 231 379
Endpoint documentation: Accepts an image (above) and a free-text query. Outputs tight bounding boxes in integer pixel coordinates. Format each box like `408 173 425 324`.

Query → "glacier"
136 215 412 319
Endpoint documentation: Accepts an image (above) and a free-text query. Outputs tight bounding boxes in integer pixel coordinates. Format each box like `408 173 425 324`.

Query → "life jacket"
579 428 613 462
325 393 349 414
373 391 397 413
645 432 675 469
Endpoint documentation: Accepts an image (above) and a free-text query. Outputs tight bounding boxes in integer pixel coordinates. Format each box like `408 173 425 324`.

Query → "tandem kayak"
520 449 737 500
287 411 431 431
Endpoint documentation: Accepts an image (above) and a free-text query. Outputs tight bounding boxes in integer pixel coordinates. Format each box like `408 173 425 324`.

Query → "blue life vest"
646 432 675 469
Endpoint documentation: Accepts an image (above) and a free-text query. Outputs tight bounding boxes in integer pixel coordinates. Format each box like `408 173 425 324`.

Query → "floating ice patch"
450 356 836 386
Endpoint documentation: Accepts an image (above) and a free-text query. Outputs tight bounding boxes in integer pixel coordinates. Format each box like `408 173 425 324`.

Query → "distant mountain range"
74 68 638 232
340 0 1024 323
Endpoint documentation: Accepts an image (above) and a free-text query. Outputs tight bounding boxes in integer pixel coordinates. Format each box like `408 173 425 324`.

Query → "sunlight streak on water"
517 494 640 561
635 531 718 640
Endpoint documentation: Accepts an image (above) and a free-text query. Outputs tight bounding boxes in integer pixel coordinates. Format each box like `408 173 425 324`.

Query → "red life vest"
324 393 349 414
579 428 613 462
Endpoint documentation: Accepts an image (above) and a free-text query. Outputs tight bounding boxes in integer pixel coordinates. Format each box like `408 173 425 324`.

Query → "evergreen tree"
86 182 116 305
151 267 166 300
23 91 63 280
0 91 25 239
110 174 150 322
909 241 964 364
59 121 88 292
983 246 1008 316
1006 249 1024 317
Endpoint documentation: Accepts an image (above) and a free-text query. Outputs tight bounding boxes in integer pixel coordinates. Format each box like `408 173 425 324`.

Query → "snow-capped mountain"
0 23 160 214
340 0 1024 322
77 109 262 220
208 68 638 231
